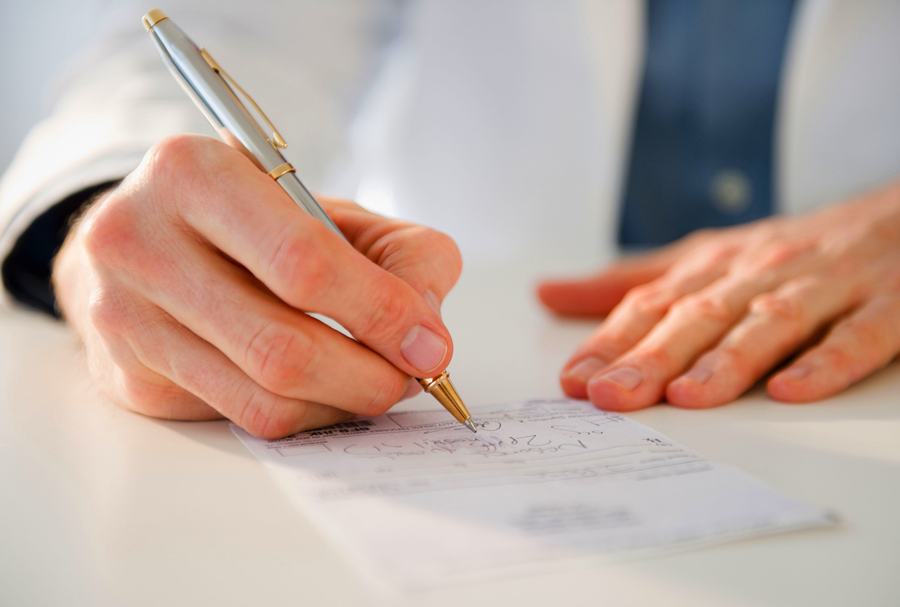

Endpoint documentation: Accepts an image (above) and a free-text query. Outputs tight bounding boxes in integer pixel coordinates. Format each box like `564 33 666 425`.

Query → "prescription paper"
232 399 834 587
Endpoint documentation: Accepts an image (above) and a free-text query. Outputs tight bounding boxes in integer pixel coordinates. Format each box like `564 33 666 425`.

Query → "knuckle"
238 388 298 440
359 282 415 344
364 372 409 416
145 135 235 214
817 344 854 371
144 134 237 220
372 225 462 289
748 241 808 274
623 285 670 318
237 387 277 438
589 330 633 359
118 372 173 418
426 229 463 280
244 322 315 394
696 242 740 267
267 228 332 302
750 292 804 324
717 342 762 379
147 133 214 179
637 344 674 370
671 293 733 324
86 289 127 335
81 198 134 266
842 317 886 353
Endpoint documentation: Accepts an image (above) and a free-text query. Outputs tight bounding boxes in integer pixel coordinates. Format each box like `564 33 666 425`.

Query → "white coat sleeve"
0 0 399 311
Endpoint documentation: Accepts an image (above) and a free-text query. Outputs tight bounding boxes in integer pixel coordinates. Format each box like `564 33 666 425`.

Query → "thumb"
537 249 677 317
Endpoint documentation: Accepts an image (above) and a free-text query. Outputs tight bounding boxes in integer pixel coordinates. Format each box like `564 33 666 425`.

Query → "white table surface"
2 261 898 607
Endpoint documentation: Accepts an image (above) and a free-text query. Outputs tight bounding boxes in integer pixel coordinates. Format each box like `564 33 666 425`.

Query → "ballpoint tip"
464 419 477 433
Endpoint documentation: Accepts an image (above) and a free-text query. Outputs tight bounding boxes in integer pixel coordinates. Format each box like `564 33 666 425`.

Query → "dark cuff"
2 181 119 318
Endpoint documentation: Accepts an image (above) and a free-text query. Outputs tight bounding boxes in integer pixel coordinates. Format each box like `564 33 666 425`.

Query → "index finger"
155 136 455 378
319 196 463 304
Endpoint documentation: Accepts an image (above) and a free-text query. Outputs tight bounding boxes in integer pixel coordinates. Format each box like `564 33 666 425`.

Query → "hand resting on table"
539 181 900 411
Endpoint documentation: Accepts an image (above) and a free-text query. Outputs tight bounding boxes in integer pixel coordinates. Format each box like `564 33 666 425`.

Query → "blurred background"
0 0 627 268
0 1 109 176
3 1 900 270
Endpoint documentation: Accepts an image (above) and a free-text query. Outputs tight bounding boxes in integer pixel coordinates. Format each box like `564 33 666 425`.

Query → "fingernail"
680 365 714 385
401 325 447 374
400 378 423 401
594 366 644 391
423 289 442 317
778 364 813 382
566 357 607 382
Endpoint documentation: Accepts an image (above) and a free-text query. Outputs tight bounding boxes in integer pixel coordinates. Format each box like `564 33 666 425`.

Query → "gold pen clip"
200 47 287 150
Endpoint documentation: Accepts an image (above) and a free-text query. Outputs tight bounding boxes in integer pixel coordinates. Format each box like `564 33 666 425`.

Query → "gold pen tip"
464 419 477 433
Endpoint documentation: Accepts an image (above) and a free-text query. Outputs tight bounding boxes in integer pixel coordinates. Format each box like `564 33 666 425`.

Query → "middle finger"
121 237 411 416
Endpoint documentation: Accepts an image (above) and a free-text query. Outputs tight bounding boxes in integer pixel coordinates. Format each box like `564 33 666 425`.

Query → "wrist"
2 181 120 317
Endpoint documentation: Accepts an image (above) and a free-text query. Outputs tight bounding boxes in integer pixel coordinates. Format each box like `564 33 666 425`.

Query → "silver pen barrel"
143 10 344 239
143 8 474 432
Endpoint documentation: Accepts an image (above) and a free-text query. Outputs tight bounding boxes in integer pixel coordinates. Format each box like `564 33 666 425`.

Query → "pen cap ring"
142 9 168 32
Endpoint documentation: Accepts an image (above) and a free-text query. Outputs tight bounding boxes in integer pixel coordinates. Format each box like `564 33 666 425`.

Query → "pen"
142 9 476 433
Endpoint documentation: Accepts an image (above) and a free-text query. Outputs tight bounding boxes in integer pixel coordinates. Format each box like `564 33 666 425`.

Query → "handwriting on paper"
259 400 708 499
232 399 835 587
